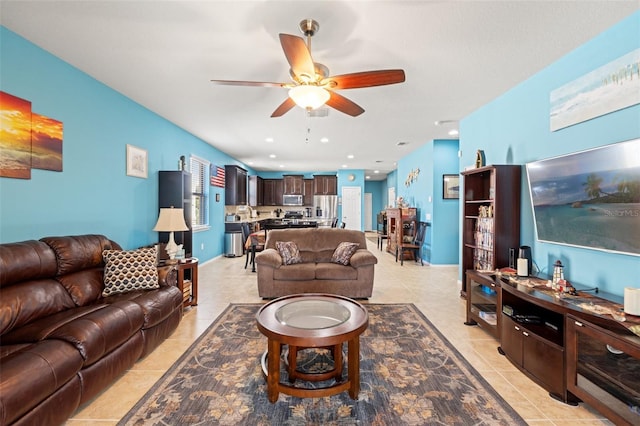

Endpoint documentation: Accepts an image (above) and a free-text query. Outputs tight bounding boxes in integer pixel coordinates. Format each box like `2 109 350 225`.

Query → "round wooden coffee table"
256 293 369 403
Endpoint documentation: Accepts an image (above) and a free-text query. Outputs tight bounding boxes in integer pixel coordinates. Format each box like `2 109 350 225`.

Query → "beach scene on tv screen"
527 139 640 256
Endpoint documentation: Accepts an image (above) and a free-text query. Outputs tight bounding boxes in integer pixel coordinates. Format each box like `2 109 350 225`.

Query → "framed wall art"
126 144 148 178
443 174 459 199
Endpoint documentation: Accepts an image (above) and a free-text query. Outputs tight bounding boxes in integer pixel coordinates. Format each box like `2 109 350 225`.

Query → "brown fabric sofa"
255 228 377 299
0 234 183 426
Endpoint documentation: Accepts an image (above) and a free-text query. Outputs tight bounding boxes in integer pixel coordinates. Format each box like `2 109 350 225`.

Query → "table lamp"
153 207 188 262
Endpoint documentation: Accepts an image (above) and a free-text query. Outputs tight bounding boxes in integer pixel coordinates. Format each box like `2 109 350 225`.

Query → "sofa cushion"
273 263 316 281
0 240 58 287
48 300 144 365
0 279 76 336
104 286 183 329
275 241 302 265
331 242 360 265
102 248 159 296
58 268 105 306
41 235 118 276
0 340 84 426
315 262 359 280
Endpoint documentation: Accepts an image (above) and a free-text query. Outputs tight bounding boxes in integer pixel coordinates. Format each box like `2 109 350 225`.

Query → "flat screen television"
526 138 640 257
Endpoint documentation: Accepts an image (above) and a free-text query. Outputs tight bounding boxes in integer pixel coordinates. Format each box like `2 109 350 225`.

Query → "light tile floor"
67 235 611 425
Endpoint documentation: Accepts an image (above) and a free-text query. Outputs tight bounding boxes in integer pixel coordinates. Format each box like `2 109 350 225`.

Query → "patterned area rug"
119 304 525 425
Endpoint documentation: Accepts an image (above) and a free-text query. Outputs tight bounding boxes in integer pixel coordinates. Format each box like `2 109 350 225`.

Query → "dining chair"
396 221 429 266
241 222 264 270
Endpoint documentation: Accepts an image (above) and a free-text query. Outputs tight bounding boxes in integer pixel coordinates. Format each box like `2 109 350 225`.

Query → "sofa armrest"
349 250 378 268
255 248 282 268
157 265 177 287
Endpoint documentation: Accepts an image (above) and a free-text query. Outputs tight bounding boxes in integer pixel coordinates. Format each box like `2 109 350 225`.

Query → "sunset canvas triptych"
0 91 63 179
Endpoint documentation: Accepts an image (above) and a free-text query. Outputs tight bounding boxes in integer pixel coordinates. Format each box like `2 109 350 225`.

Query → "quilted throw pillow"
331 242 360 265
276 241 303 265
102 247 159 296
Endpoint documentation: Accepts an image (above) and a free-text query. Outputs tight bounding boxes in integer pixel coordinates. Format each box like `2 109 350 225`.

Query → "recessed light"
347 154 354 159
279 164 284 168
265 137 274 143
269 154 276 158
341 164 348 168
449 129 459 136
247 161 254 165
320 137 329 143
365 175 370 179
374 170 380 174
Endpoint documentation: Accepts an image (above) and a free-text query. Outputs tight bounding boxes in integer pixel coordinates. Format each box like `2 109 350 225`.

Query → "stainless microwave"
282 194 303 206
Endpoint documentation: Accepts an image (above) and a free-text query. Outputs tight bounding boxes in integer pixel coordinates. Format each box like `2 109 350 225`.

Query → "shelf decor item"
126 144 148 178
475 150 486 168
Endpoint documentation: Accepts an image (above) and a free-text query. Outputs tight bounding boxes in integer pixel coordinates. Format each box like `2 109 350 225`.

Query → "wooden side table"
175 258 198 307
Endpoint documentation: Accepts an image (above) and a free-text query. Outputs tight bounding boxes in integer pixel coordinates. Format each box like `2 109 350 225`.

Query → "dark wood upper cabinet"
303 179 314 206
159 170 192 257
263 179 284 206
249 176 264 206
283 175 304 195
313 175 337 195
224 165 247 205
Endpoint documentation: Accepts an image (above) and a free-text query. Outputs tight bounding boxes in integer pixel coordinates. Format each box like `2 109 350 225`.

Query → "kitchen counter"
261 219 318 229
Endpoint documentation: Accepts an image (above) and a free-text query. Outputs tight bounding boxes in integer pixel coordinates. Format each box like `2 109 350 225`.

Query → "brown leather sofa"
255 228 377 299
0 234 183 426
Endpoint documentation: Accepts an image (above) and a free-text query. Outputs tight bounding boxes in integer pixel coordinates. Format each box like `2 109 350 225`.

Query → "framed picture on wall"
443 174 459 199
126 144 148 178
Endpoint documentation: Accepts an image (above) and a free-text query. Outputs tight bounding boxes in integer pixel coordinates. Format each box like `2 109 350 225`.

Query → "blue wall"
460 12 640 296
395 139 460 264
0 27 242 261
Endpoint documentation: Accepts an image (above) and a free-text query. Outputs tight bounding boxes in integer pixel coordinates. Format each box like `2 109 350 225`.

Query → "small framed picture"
443 174 459 199
126 144 148 178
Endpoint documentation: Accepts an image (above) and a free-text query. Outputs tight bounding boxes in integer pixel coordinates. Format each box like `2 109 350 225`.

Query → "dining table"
244 220 318 272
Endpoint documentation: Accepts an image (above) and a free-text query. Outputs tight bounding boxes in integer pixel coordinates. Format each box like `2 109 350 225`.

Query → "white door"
341 186 362 230
364 193 372 231
388 187 396 207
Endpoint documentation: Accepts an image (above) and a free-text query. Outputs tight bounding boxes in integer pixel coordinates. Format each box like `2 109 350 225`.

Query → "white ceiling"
1 1 637 180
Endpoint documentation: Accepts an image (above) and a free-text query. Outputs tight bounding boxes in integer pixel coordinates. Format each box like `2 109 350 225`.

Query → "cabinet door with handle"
500 315 524 366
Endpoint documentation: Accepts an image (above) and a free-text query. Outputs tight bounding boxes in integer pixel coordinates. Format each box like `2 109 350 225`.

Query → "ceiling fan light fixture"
288 85 330 110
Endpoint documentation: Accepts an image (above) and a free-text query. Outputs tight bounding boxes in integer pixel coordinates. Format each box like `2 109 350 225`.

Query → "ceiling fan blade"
211 79 287 88
325 91 365 117
323 69 406 90
279 33 315 80
271 97 297 118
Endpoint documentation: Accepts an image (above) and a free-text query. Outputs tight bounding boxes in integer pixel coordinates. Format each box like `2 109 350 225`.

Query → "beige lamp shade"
153 207 188 232
153 207 188 261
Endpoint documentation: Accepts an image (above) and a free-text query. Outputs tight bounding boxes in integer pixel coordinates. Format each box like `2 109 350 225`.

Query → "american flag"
210 164 225 187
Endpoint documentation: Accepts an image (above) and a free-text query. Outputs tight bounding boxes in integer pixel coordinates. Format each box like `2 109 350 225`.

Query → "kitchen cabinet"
249 176 264 206
460 165 520 297
224 165 247 206
313 175 337 195
303 179 314 206
159 170 192 258
263 179 284 206
283 175 304 195
566 314 640 426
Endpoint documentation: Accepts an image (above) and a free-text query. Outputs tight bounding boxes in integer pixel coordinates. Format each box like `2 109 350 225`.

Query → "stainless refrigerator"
313 195 338 227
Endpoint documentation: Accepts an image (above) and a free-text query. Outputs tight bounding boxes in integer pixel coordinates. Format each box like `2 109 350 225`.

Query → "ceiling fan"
211 19 405 118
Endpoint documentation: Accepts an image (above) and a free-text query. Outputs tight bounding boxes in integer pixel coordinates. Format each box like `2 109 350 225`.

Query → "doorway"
341 186 362 230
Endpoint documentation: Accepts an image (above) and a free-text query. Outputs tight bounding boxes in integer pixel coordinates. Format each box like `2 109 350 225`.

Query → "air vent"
396 141 409 146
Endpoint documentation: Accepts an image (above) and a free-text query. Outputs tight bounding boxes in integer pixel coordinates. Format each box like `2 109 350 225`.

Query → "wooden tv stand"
465 271 640 425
